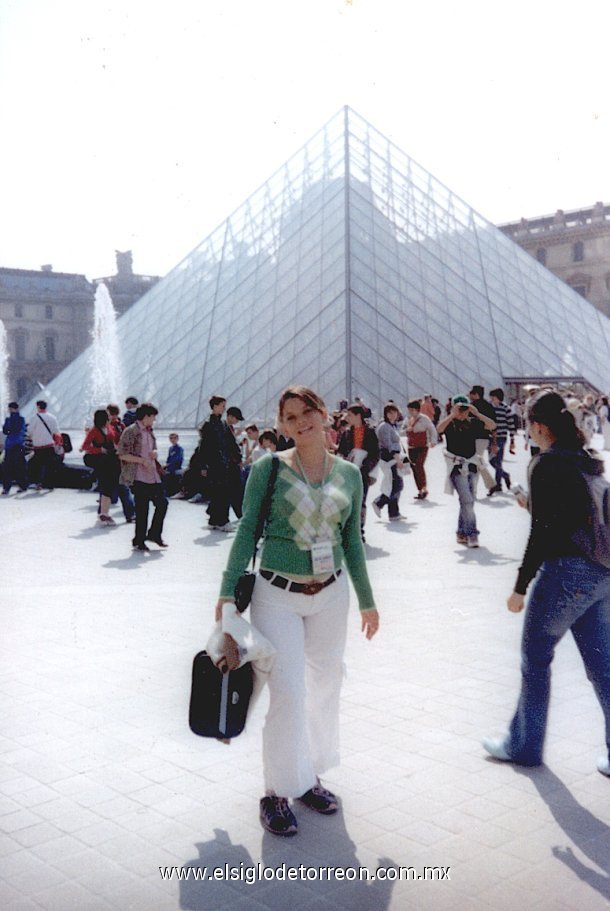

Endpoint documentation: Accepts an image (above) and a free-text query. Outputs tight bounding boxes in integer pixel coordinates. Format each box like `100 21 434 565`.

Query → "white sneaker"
467 535 479 548
482 737 512 761
597 757 610 777
188 493 204 503
170 491 188 499
211 522 234 532
389 514 406 522
372 501 382 518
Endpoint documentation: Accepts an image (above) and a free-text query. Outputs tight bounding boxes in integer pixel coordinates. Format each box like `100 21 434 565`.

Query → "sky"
0 0 609 281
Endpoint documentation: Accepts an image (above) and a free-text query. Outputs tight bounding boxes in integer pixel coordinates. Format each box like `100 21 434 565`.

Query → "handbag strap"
251 455 279 570
37 413 54 439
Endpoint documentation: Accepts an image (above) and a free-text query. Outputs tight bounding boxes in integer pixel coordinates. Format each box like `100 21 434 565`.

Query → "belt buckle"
302 581 324 596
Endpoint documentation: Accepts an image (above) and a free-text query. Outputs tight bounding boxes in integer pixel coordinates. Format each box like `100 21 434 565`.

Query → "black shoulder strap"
251 455 279 569
37 413 53 439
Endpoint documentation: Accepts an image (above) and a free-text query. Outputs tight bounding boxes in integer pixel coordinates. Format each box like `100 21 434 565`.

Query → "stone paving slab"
1 435 609 910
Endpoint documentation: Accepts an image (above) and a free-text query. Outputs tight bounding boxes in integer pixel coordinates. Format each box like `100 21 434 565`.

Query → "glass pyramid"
35 106 610 428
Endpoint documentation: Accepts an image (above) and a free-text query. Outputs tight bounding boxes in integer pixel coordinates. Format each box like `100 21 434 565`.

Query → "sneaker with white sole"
299 781 339 815
597 757 610 777
372 501 382 518
211 522 234 532
482 737 512 761
98 515 116 527
259 796 298 836
467 535 479 548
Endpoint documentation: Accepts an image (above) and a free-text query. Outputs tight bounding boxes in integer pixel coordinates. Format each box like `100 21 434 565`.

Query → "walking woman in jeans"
483 391 610 776
373 402 405 521
215 386 379 836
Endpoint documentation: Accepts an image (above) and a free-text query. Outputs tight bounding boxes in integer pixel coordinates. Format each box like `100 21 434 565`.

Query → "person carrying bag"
213 386 379 838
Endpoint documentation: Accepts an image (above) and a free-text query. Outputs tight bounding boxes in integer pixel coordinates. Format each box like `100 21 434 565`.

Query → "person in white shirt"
28 400 60 491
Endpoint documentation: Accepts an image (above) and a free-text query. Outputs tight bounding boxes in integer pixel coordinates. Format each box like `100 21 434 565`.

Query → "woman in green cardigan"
216 386 379 837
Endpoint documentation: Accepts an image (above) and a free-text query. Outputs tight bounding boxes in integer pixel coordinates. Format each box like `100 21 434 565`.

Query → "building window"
17 377 28 399
45 336 56 361
536 247 546 266
45 305 53 319
572 241 584 262
14 303 23 318
15 334 26 360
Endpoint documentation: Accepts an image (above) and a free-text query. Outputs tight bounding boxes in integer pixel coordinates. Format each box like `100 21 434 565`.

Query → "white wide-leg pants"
250 572 350 798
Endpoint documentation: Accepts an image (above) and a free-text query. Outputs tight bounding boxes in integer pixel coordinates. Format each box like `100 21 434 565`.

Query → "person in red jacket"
81 409 120 526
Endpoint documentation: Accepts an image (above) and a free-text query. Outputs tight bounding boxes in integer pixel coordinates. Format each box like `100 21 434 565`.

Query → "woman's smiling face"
281 397 326 442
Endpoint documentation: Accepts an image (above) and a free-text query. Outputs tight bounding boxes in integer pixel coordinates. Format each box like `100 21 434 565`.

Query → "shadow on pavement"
193 533 236 549
514 766 609 903
455 547 516 566
177 819 398 910
103 551 164 569
363 544 390 560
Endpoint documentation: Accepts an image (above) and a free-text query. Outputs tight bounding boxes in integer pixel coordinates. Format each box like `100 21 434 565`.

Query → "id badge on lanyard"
311 540 334 575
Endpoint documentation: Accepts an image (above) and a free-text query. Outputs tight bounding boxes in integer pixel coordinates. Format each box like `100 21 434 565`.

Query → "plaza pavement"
1 435 609 911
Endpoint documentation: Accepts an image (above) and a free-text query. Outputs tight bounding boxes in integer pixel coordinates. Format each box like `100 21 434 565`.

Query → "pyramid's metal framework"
37 107 610 427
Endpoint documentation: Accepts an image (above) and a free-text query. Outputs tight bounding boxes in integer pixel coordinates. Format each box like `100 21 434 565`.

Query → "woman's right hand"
215 598 235 622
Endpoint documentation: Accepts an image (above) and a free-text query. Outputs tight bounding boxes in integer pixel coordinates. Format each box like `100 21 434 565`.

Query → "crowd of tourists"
2 382 610 838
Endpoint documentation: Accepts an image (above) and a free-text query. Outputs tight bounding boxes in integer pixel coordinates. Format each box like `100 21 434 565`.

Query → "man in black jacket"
338 403 380 541
199 396 242 532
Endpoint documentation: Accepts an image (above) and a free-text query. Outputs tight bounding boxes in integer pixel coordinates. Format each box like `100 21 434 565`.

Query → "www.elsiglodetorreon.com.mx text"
159 863 451 884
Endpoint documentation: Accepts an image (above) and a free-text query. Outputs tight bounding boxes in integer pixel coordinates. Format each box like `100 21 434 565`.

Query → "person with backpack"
483 391 610 777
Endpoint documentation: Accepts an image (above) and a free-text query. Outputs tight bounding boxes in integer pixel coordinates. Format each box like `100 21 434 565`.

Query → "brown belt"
260 569 341 596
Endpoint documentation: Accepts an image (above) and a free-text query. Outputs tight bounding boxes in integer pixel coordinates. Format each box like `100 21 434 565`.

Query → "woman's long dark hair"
93 409 109 430
527 391 585 450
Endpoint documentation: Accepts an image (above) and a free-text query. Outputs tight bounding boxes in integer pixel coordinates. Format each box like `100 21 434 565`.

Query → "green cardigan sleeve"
340 466 376 611
219 456 273 600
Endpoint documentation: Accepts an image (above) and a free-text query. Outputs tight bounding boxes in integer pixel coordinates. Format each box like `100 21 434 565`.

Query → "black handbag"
189 651 253 739
234 455 279 612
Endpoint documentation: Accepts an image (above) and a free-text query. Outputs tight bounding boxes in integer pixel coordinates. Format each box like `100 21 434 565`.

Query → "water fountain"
89 283 123 411
0 319 9 421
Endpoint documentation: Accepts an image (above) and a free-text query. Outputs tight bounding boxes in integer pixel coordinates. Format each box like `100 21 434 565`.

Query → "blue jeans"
450 467 478 537
506 557 610 765
112 484 135 520
374 464 403 518
2 444 28 493
490 438 510 487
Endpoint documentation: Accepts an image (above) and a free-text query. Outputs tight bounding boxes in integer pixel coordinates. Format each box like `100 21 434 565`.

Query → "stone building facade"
0 266 94 402
499 201 610 317
0 253 159 402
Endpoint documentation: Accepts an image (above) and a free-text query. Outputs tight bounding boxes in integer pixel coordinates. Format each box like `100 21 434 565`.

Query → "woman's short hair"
93 408 109 429
407 400 421 411
135 403 159 420
528 391 585 450
259 429 278 447
106 403 120 416
347 403 366 421
278 386 326 421
383 402 399 422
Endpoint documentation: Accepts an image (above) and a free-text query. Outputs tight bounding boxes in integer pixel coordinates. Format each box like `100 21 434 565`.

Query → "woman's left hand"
507 592 525 613
361 608 380 640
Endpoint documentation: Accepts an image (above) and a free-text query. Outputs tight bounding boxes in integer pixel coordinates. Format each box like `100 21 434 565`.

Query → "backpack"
571 467 610 569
